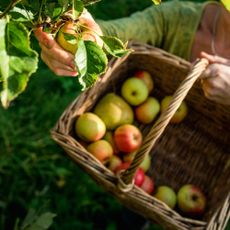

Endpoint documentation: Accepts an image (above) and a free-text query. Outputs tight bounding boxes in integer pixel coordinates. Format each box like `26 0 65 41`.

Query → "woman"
34 0 230 105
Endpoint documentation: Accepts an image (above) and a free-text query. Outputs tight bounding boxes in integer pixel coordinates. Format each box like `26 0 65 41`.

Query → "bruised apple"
75 112 106 142
161 95 188 124
86 140 113 164
133 70 154 93
114 124 142 153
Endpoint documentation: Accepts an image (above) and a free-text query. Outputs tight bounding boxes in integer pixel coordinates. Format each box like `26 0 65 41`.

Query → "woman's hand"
34 10 103 77
199 52 230 105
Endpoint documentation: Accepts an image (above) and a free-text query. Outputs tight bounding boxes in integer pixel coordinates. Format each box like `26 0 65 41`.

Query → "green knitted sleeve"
97 1 205 60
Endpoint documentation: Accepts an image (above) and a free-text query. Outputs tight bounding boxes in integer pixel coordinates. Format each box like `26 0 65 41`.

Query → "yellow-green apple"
161 95 188 124
86 140 113 165
75 112 106 142
139 154 151 172
123 151 136 162
108 155 123 172
114 124 142 153
140 175 154 195
93 93 134 130
103 131 120 155
56 21 79 54
135 97 160 124
56 21 102 55
133 70 154 93
154 185 177 209
177 184 206 217
121 77 149 106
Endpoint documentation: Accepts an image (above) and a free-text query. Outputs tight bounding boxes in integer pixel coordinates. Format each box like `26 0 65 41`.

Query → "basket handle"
118 58 209 190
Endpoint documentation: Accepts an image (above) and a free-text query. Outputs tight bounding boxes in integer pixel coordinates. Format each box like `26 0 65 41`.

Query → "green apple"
103 131 120 155
121 77 149 106
161 95 188 124
135 97 160 124
177 184 206 217
139 154 151 172
87 140 113 165
75 112 106 142
154 185 177 209
134 70 154 93
93 93 134 130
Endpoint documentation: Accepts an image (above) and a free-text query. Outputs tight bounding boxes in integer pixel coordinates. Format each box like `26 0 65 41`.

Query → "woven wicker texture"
51 41 230 230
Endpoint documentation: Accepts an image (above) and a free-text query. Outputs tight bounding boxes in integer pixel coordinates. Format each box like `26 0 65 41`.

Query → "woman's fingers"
200 52 230 65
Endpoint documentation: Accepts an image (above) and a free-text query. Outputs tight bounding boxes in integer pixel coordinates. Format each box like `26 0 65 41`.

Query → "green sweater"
98 0 217 61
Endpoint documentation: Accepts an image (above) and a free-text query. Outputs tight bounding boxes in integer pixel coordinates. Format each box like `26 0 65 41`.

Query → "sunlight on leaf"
152 0 161 5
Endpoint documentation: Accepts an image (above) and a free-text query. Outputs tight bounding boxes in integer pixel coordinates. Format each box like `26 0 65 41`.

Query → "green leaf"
63 32 78 45
26 212 56 230
82 0 102 6
75 39 108 90
72 0 84 19
100 35 132 58
0 19 38 108
152 0 161 5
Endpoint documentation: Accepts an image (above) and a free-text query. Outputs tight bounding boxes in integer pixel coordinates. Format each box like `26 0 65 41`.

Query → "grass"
0 0 229 230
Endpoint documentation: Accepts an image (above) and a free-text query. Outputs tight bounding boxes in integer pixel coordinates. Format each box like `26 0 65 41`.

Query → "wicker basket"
51 41 230 230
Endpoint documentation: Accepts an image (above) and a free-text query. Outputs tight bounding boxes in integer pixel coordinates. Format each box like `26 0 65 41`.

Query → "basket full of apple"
51 41 230 230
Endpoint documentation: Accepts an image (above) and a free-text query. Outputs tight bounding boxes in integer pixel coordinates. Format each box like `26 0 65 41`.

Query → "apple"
177 184 206 216
114 124 142 153
56 21 79 54
103 131 120 155
94 93 134 130
134 168 145 187
75 112 106 142
154 185 177 209
114 162 131 174
123 151 136 162
140 175 154 194
86 140 113 164
135 97 160 124
139 154 151 172
133 70 154 93
161 96 188 124
121 77 149 106
108 155 123 172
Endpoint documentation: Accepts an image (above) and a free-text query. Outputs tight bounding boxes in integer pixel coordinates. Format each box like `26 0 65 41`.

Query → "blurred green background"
0 0 229 230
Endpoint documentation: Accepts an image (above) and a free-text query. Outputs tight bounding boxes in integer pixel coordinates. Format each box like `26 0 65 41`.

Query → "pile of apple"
74 70 206 217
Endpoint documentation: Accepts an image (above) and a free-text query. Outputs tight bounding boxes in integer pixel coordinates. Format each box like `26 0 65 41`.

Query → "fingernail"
71 71 78 77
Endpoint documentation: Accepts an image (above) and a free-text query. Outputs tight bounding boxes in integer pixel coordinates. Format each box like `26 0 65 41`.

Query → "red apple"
177 184 206 216
114 162 131 174
140 175 154 194
135 97 160 124
154 185 177 209
161 96 188 124
86 140 113 165
114 124 142 153
75 112 106 142
108 155 123 172
134 168 145 187
133 70 154 93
